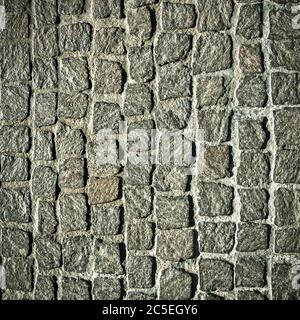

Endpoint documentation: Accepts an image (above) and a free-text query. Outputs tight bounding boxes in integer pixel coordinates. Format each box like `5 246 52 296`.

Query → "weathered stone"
58 158 85 188
274 189 298 227
237 223 270 252
238 152 270 187
35 26 58 57
59 23 92 52
239 118 268 150
0 126 30 153
60 57 90 92
91 205 122 235
240 189 269 221
236 256 266 287
124 84 153 117
159 268 193 300
5 258 33 292
35 92 57 127
93 0 122 19
270 40 300 71
127 221 154 250
0 84 30 121
32 166 57 200
162 2 196 30
1 228 31 257
5 0 30 12
58 0 85 15
159 63 191 100
93 101 121 134
34 0 57 26
127 256 154 289
87 176 121 204
94 60 124 95
240 44 264 73
199 222 236 254
0 188 31 223
156 98 191 129
237 291 267 300
237 4 262 39
275 108 300 150
199 259 234 291
156 195 191 230
202 145 231 179
198 182 234 216
94 242 123 275
1 42 30 81
35 276 56 300
58 93 88 119
275 228 300 253
0 156 29 182
61 278 91 300
93 277 122 300
37 200 57 235
157 229 194 261
155 33 192 66
237 75 266 107
128 0 158 7
271 73 300 105
193 33 232 73
125 186 151 219
127 292 156 300
33 58 58 89
274 150 300 184
95 27 125 55
34 130 55 160
63 236 92 273
198 0 233 31
59 193 87 232
198 109 232 143
56 123 85 158
36 236 61 270
128 46 154 83
127 7 153 43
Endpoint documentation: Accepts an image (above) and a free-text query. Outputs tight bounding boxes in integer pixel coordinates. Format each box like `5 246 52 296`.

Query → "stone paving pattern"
0 0 300 300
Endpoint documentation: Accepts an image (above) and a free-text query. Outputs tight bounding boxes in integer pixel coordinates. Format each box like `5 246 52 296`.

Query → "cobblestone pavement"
0 0 300 300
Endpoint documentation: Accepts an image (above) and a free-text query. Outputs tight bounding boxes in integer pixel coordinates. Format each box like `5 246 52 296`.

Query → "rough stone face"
239 119 268 150
35 276 56 300
33 58 58 89
274 189 297 227
0 126 30 153
60 57 90 92
270 40 300 71
127 256 154 288
63 236 92 273
240 189 269 221
156 195 191 230
35 236 62 270
32 166 57 200
158 63 191 100
35 92 57 127
237 291 267 301
93 101 121 134
125 186 152 219
94 60 124 95
275 228 300 253
58 93 88 119
199 222 236 254
34 0 57 26
61 278 91 300
1 12 29 39
193 33 232 73
0 188 31 223
35 26 58 57
0 156 29 182
157 229 194 261
94 27 125 55
58 0 85 15
58 158 85 188
37 200 58 235
127 221 154 250
59 193 88 232
155 33 192 66
237 4 262 39
161 2 196 30
94 242 123 275
198 182 234 216
93 0 122 19
1 228 31 257
93 277 122 300
237 223 270 252
236 256 266 287
34 130 55 160
271 73 300 105
237 75 267 107
239 44 264 73
127 162 152 186
0 85 30 121
159 268 193 300
124 84 153 117
274 150 300 184
199 259 234 292
87 177 121 204
91 205 122 235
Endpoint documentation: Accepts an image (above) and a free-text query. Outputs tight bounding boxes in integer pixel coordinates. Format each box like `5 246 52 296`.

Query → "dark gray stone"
58 158 85 188
35 276 56 300
275 228 300 253
37 200 57 235
271 73 300 105
236 256 266 287
94 27 125 55
239 43 264 73
58 93 88 119
274 150 300 184
34 0 57 26
127 221 154 250
0 126 30 153
32 166 57 200
35 92 57 127
61 278 91 300
127 256 154 288
35 236 61 270
237 4 262 39
1 228 31 257
93 0 122 19
240 189 269 221
58 0 85 15
125 186 151 219
0 156 29 181
35 26 58 57
93 277 122 300
33 58 58 89
93 101 121 134
239 118 268 150
34 130 55 160
274 188 297 227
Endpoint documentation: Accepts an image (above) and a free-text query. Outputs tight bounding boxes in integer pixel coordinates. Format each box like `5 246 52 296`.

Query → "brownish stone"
87 177 121 204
